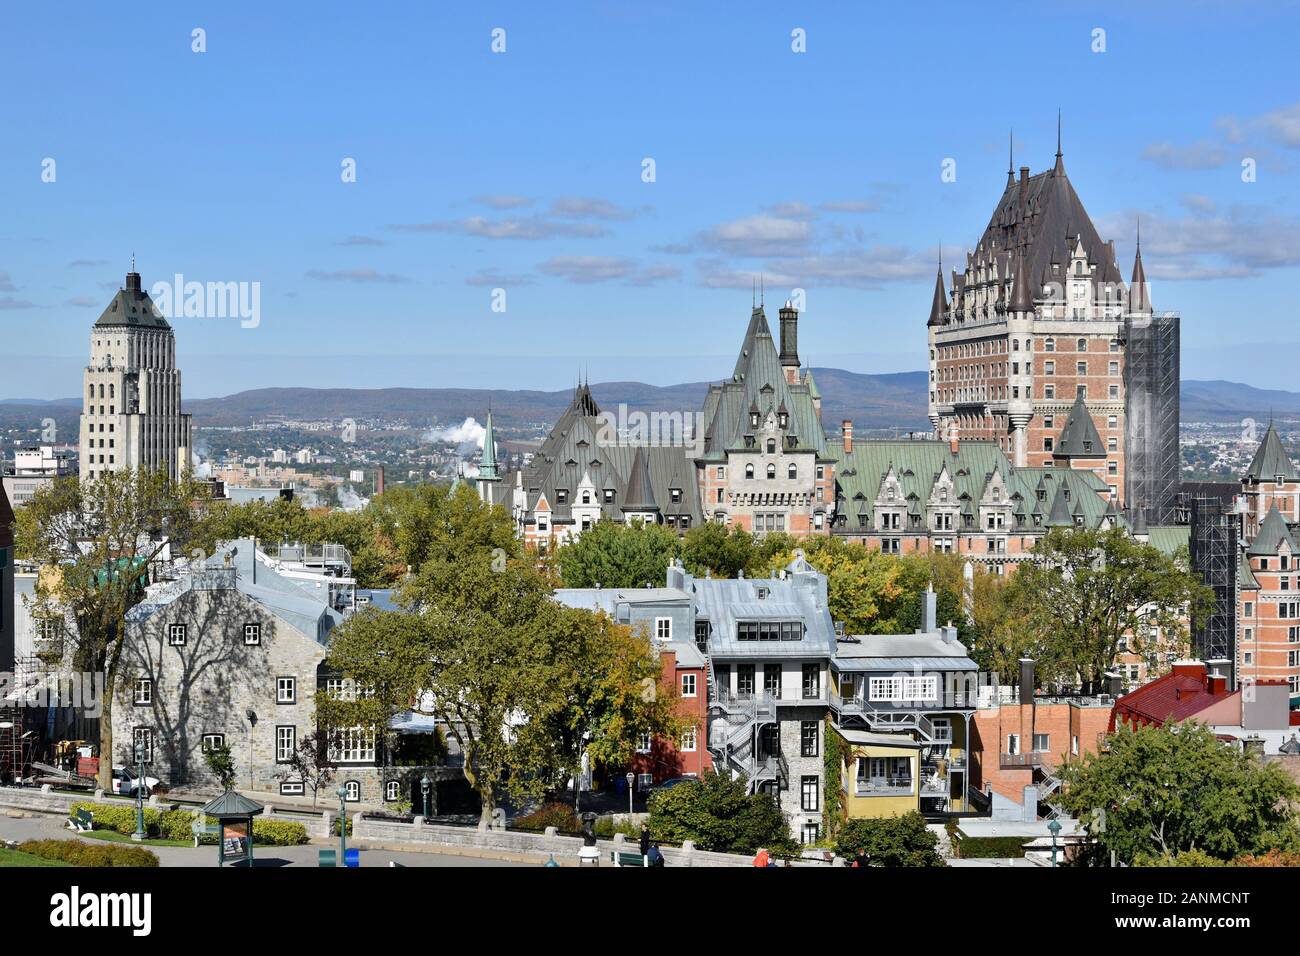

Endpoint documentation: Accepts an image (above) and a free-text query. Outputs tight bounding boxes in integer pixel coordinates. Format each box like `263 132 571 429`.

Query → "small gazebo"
200 790 265 867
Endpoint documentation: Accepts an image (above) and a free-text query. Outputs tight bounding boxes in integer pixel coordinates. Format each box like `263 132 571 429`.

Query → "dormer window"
670 488 682 503
604 489 615 503
556 489 568 504
778 412 788 428
750 412 759 427
1083 440 1092 453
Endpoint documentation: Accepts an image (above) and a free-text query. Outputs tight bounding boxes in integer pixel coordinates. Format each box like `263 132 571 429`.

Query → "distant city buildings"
1 445 76 506
78 268 193 482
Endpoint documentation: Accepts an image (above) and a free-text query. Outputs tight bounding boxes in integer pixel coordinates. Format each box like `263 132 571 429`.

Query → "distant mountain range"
2 372 1297 436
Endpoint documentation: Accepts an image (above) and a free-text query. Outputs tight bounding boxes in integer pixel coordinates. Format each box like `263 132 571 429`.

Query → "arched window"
343 780 360 802
385 780 400 801
745 464 755 479
787 463 797 480
766 464 777 480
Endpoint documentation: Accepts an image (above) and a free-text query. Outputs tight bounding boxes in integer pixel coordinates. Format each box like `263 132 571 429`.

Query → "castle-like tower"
927 126 1179 516
78 268 192 482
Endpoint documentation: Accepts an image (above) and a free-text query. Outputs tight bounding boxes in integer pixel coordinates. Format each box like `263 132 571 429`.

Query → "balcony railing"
832 691 979 712
854 777 914 796
1000 752 1046 768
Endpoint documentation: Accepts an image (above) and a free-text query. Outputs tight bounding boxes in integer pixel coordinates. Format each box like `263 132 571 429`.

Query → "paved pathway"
0 813 522 868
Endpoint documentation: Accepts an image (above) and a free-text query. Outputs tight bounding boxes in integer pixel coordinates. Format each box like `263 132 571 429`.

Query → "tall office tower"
926 128 1180 509
79 268 193 482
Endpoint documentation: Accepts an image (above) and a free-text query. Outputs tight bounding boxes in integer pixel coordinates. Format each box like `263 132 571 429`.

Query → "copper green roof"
1246 424 1298 482
1248 504 1298 556
1239 552 1260 590
95 272 171 329
1045 484 1075 527
200 789 265 817
1146 525 1189 558
479 409 499 481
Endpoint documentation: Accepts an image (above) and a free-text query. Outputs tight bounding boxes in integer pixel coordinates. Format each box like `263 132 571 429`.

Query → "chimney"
1104 672 1123 698
841 420 854 455
949 423 960 455
375 465 385 497
1018 658 1036 700
125 270 142 293
779 300 799 383
940 624 957 644
921 584 937 633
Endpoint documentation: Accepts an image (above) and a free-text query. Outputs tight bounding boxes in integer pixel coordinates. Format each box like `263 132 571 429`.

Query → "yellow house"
837 728 923 819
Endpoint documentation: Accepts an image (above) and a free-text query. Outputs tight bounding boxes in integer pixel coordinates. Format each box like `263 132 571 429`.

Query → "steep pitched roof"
1248 504 1298 556
1054 395 1105 458
479 409 499 481
621 445 659 512
95 271 171 329
1130 238 1152 314
1045 483 1075 527
1246 424 1298 481
1111 663 1234 731
698 305 831 463
0 485 14 549
927 267 948 326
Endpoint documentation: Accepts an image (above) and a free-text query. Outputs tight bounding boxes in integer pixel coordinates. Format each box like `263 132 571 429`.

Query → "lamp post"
130 743 146 842
336 785 348 863
420 774 431 820
1048 818 1062 868
626 771 635 816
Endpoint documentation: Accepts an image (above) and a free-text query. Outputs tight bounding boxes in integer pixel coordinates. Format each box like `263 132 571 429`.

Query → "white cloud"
1140 140 1231 170
390 217 608 240
699 214 813 257
304 268 410 283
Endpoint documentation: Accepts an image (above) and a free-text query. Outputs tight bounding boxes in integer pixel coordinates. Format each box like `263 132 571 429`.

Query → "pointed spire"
1246 423 1298 481
1053 110 1065 176
1054 394 1105 458
1007 129 1016 188
927 252 948 327
1130 220 1152 314
478 409 500 481
1046 484 1074 528
1009 248 1034 313
1249 504 1298 556
621 445 659 513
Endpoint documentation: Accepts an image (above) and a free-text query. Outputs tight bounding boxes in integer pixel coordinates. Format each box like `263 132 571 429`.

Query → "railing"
1000 752 1045 768
832 691 980 712
855 777 913 796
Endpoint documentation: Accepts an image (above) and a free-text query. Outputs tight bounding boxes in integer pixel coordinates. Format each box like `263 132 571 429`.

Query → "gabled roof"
1245 424 1298 482
95 271 171 329
1054 395 1105 458
1111 663 1234 731
1248 504 1298 556
698 304 831 463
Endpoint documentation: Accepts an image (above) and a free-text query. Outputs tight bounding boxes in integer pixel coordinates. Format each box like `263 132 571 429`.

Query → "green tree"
555 520 680 589
21 470 209 789
680 523 755 579
1005 527 1212 688
835 811 945 866
202 742 237 790
647 770 795 855
1057 722 1300 865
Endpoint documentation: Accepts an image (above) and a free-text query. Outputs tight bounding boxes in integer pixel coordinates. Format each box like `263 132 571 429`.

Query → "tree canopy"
647 770 795 856
1058 722 1300 865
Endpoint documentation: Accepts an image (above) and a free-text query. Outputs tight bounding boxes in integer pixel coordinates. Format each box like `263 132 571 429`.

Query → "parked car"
110 767 161 796
651 776 695 792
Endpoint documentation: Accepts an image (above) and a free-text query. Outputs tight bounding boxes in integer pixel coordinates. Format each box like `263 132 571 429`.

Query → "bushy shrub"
1234 849 1300 867
514 802 580 834
19 839 158 867
648 771 796 856
836 812 945 867
331 815 354 837
70 801 161 836
593 816 641 840
254 819 309 846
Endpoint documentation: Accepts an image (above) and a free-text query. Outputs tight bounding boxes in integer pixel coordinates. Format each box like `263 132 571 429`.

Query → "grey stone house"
112 538 384 802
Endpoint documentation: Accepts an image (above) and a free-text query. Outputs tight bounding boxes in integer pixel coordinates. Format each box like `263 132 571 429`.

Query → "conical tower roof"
927 267 948 326
1054 395 1105 458
1130 228 1152 315
621 445 659 512
1246 424 1298 481
1249 504 1298 556
479 410 499 481
1009 248 1034 313
1046 484 1075 527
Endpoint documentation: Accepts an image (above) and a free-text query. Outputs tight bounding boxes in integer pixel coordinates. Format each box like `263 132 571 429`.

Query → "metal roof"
200 790 264 817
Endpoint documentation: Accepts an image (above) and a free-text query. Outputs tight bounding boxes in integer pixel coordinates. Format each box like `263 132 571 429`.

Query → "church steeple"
1053 110 1065 176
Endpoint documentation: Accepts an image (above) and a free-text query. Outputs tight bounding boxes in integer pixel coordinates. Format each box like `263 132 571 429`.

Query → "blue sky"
3 0 1300 399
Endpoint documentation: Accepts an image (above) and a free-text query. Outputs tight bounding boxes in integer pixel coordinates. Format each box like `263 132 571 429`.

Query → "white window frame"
133 678 152 705
329 726 377 763
385 780 401 802
201 733 225 753
680 673 697 698
276 676 296 704
343 780 361 802
133 727 154 764
276 725 296 763
168 624 186 646
680 727 697 752
244 622 261 646
655 617 672 641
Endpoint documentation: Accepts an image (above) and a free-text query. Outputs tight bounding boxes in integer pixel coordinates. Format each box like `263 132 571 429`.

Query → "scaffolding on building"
1185 494 1239 689
1125 312 1181 524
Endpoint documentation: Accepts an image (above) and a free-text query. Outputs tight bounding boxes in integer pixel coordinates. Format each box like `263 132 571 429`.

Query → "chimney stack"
1018 658 1036 700
949 423 960 455
779 300 800 384
841 420 854 455
1104 672 1123 698
125 270 142 293
921 584 937 633
375 465 385 497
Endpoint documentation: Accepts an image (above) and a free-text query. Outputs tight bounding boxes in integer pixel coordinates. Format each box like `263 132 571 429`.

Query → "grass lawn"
0 847 72 867
82 829 193 848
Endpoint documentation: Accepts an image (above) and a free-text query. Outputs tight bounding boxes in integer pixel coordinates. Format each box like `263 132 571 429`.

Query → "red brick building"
628 642 712 789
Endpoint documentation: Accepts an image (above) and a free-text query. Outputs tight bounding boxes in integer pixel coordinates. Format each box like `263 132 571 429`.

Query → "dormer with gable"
927 465 959 532
874 464 906 533
978 467 1013 533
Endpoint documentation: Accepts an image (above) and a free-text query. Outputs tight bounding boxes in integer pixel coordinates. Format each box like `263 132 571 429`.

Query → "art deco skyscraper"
78 268 192 482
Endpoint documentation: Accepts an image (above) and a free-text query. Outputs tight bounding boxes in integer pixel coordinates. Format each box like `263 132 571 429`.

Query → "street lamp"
1048 818 1062 868
130 743 146 842
420 774 431 820
626 771 635 816
336 785 348 863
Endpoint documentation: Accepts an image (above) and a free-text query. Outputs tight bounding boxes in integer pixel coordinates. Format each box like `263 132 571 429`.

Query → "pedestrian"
648 842 665 867
753 847 769 867
640 822 650 859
